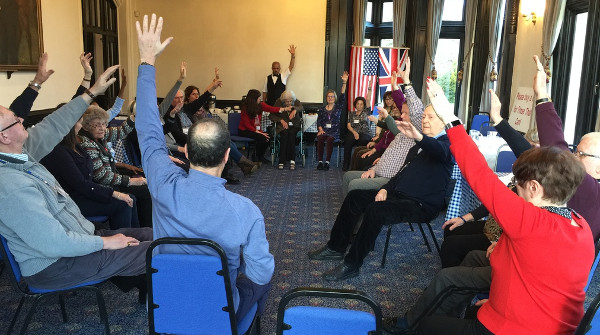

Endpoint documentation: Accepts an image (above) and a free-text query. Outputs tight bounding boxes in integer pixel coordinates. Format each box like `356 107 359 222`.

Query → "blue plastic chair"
495 146 517 173
471 114 490 132
228 112 256 158
0 235 110 335
147 237 258 335
276 287 383 335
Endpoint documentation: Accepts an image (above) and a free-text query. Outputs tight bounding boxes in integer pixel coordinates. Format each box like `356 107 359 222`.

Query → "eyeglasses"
0 118 22 132
88 122 108 129
574 151 600 159
510 175 519 186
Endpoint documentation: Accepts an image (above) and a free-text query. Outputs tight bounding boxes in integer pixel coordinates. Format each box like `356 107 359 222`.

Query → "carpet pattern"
0 149 598 334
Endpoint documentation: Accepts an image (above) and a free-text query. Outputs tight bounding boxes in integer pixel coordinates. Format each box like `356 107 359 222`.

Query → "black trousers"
343 133 371 166
440 220 490 268
120 184 153 228
327 189 433 267
417 317 493 335
239 129 270 162
278 127 300 162
75 195 140 229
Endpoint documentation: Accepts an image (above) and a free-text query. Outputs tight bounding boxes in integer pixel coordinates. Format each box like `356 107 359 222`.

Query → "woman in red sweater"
239 89 292 164
394 77 593 334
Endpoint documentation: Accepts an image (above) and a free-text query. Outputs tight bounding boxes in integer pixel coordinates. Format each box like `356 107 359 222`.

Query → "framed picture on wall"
0 0 44 71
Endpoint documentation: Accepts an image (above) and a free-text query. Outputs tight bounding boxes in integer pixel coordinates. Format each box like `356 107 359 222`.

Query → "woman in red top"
398 76 594 334
238 89 292 164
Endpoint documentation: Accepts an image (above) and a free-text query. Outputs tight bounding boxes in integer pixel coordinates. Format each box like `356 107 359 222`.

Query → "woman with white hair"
271 90 303 169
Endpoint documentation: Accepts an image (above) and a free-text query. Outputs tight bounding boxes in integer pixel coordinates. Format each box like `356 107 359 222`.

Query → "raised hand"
396 121 422 141
33 52 55 85
426 77 457 124
532 55 549 99
376 106 388 119
489 89 502 125
214 67 220 80
80 52 93 78
399 56 411 84
88 64 120 96
135 14 173 65
391 71 398 90
341 71 349 83
179 61 187 80
288 44 296 55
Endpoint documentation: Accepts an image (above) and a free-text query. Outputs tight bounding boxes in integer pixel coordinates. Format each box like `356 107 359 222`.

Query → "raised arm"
159 62 185 118
10 53 55 119
134 13 179 191
288 44 296 72
340 71 348 95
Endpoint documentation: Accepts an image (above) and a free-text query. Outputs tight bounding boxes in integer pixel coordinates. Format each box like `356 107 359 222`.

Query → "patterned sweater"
79 117 135 187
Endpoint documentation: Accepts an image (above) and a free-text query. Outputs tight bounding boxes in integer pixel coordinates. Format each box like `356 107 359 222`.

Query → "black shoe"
308 245 344 260
323 162 330 171
316 162 324 170
225 174 240 184
383 316 414 335
323 263 359 281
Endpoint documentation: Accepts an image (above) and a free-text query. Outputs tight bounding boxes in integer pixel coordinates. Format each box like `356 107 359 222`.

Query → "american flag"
348 46 409 110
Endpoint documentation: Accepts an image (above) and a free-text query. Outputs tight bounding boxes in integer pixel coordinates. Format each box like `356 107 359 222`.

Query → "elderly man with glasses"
0 61 152 295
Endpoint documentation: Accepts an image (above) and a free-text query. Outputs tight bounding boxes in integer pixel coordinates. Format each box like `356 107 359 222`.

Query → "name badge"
326 123 332 129
256 126 261 131
288 122 293 126
353 119 359 124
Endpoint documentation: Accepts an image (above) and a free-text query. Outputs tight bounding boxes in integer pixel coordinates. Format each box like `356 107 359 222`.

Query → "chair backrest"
0 235 25 290
480 123 496 137
147 237 239 335
471 114 490 132
276 287 383 335
495 145 517 173
228 112 241 136
575 291 600 335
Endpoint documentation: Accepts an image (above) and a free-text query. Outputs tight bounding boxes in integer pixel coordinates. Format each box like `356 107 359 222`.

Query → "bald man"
134 18 274 321
263 45 296 105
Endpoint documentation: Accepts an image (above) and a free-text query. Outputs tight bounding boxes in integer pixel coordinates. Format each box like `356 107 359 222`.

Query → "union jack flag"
348 46 409 111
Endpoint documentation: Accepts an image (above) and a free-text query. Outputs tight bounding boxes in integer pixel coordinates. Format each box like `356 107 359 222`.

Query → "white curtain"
393 0 408 47
542 0 567 90
458 0 477 122
353 0 367 45
479 0 503 113
422 0 445 104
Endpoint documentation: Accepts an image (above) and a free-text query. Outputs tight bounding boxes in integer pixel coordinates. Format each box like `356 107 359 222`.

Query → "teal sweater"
0 96 103 277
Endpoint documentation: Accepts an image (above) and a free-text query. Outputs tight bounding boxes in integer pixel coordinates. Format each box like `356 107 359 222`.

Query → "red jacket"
447 126 594 334
238 102 280 132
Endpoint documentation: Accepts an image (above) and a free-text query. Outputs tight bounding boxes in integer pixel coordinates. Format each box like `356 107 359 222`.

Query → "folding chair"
0 235 110 335
495 144 517 173
380 178 456 267
147 237 259 335
313 137 342 167
228 112 256 159
576 291 600 335
276 287 383 335
470 114 490 132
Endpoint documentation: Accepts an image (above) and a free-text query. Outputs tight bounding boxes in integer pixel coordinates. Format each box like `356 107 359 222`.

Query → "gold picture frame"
0 0 44 71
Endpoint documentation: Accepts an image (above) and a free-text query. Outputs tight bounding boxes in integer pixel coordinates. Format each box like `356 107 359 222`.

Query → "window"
564 12 587 144
365 0 393 47
435 0 465 113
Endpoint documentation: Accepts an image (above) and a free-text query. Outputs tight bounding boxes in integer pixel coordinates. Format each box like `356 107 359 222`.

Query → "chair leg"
7 296 25 335
416 223 432 252
408 223 414 231
59 294 68 322
425 222 441 255
20 295 45 335
381 224 393 268
94 287 111 335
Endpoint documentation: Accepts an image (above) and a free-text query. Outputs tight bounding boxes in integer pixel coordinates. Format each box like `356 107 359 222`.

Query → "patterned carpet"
0 148 598 334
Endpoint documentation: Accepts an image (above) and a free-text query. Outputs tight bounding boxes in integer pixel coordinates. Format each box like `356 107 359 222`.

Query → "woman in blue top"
316 71 348 170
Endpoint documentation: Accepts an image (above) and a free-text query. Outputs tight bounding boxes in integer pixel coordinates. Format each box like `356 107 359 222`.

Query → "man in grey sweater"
0 61 151 290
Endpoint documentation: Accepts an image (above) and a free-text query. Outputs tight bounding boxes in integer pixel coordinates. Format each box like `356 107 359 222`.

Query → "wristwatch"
445 119 463 130
28 81 42 90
